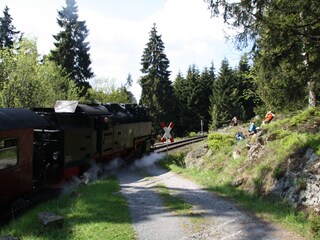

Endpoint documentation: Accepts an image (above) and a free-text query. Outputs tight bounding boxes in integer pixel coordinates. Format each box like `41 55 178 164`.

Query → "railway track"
151 135 207 153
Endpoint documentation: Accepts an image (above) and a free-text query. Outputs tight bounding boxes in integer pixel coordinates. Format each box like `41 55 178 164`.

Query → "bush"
188 132 197 137
207 132 236 152
310 213 320 239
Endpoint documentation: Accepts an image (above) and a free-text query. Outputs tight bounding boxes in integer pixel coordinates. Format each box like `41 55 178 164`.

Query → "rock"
232 149 241 159
231 178 243 187
205 149 213 157
247 143 264 163
257 137 264 145
266 133 278 142
184 144 209 169
38 212 64 228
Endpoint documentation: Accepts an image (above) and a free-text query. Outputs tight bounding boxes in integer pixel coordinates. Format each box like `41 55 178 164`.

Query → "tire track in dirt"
117 161 305 240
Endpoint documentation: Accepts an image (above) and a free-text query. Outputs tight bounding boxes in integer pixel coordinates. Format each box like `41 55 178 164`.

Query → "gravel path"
116 161 304 240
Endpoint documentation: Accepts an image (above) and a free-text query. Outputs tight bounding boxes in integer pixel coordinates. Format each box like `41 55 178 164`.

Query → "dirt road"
116 159 304 240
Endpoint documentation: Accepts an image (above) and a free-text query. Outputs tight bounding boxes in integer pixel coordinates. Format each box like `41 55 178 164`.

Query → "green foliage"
272 166 286 180
253 177 264 195
86 77 132 104
0 176 135 240
306 136 320 156
153 184 192 213
0 6 21 49
0 38 81 108
173 64 214 135
49 0 93 95
205 0 320 110
236 54 259 120
253 50 307 112
207 132 236 152
158 152 186 169
174 64 214 134
310 213 320 239
139 23 176 134
287 107 320 127
188 132 197 137
210 59 244 129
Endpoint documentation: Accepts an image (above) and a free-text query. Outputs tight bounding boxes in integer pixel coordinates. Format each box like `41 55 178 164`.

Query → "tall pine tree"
205 0 320 107
139 23 176 134
0 6 21 49
173 64 215 135
173 71 188 136
49 0 93 95
210 59 243 129
236 54 257 120
198 64 215 131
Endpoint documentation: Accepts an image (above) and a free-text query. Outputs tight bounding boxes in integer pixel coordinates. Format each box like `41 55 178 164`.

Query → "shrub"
207 132 236 152
310 213 320 239
188 132 197 137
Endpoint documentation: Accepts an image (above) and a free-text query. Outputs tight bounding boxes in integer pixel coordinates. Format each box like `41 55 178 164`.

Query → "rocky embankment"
184 133 320 213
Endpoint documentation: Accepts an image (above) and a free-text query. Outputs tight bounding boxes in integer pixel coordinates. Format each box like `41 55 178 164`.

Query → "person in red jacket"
263 111 275 124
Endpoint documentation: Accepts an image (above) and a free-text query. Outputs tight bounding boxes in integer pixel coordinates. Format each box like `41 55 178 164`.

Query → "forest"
0 0 319 137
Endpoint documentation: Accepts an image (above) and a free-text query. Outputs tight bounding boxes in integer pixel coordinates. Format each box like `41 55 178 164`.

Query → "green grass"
0 176 135 240
153 184 192 214
152 184 205 232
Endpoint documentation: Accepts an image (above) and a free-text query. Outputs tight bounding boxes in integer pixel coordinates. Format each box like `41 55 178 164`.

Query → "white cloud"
0 0 244 101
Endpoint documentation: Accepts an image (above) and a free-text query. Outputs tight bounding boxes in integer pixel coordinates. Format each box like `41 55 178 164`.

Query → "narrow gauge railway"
0 100 153 224
152 135 207 153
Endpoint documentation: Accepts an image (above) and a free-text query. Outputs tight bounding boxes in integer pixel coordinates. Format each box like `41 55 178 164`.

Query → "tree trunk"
308 79 317 107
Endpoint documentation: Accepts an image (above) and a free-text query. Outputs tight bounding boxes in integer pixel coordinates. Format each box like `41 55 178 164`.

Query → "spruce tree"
173 64 215 135
139 23 176 134
209 59 243 129
198 64 215 131
184 65 204 133
0 6 21 49
173 71 188 136
236 54 257 120
50 0 93 95
205 0 320 107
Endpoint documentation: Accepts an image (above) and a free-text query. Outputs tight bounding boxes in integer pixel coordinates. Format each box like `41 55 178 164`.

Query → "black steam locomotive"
0 100 153 208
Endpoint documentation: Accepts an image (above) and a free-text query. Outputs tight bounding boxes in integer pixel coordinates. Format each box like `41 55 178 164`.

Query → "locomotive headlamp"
53 151 59 161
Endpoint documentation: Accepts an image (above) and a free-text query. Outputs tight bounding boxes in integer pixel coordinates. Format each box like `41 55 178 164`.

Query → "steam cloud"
131 152 165 169
60 153 165 194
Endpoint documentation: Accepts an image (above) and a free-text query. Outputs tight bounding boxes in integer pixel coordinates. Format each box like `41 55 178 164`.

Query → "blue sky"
0 0 244 100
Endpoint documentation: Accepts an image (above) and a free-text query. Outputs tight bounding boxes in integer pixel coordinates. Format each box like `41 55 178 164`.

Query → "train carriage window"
0 138 18 170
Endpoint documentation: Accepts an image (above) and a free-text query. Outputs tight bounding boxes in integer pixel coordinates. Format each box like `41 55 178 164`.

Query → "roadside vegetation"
0 176 135 240
153 184 192 214
159 106 320 240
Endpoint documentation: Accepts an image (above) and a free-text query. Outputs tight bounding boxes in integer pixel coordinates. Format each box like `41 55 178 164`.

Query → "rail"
151 135 207 153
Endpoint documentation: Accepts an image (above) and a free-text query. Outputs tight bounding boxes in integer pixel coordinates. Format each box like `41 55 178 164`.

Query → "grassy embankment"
159 106 320 240
0 176 135 240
